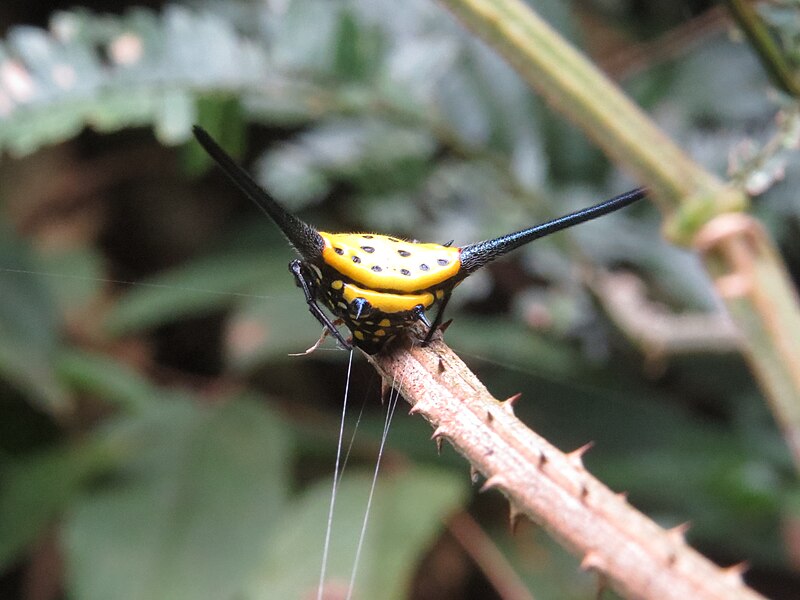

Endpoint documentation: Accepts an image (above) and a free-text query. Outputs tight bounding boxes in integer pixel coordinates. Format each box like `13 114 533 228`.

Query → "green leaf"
64 398 291 600
332 9 383 82
153 87 195 144
186 95 246 175
0 227 68 412
0 440 119 568
244 467 468 600
0 7 268 157
491 525 597 600
0 345 69 415
35 247 105 316
446 316 584 377
56 349 160 412
224 280 339 369
0 231 58 354
104 252 281 335
260 118 436 207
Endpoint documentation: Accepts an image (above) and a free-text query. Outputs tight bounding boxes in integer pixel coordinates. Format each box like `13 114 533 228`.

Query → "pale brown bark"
367 326 765 600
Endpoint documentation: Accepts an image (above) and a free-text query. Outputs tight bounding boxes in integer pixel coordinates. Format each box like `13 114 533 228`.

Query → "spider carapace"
193 126 646 354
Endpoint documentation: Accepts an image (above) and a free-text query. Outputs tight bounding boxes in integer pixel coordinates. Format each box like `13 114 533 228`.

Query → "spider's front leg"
289 260 352 350
421 291 453 344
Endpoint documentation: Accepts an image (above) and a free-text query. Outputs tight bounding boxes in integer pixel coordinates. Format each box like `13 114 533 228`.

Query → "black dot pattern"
322 232 461 300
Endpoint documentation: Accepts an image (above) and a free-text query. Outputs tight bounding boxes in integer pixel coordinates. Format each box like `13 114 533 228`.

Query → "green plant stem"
436 0 746 243
697 215 800 466
725 0 800 98
435 0 800 471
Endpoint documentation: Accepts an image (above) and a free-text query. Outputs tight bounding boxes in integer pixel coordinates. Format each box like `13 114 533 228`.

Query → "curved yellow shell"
320 232 461 292
340 281 435 314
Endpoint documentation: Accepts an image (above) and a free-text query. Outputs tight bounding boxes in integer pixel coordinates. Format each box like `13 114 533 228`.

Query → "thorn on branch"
667 522 691 545
501 392 521 415
579 483 589 502
580 550 606 573
431 425 449 444
480 473 508 493
721 562 749 585
566 441 594 469
409 399 433 415
667 551 678 567
470 465 480 484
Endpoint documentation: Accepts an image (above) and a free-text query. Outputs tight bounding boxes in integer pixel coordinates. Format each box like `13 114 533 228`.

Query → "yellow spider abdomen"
320 232 461 293
340 281 435 314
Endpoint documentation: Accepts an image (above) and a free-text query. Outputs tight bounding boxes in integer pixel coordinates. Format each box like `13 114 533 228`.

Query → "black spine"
459 187 646 275
193 126 324 260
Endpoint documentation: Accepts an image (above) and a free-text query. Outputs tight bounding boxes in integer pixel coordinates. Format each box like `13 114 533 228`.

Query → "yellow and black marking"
194 126 647 354
319 232 461 293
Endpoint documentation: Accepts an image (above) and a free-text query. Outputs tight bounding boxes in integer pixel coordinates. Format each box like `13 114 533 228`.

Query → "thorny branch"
367 325 766 600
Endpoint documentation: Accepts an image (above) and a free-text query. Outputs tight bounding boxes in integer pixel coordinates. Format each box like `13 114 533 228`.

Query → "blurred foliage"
1 0 800 599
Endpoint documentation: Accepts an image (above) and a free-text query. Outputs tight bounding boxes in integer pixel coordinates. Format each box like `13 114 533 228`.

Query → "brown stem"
588 271 742 361
448 512 535 600
367 326 766 600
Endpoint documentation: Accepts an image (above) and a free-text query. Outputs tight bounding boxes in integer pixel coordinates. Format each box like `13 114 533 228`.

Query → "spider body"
292 232 463 352
193 127 646 353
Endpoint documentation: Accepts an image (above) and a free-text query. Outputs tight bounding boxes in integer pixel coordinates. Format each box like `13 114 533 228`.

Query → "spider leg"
289 260 352 350
288 320 343 357
423 291 452 344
